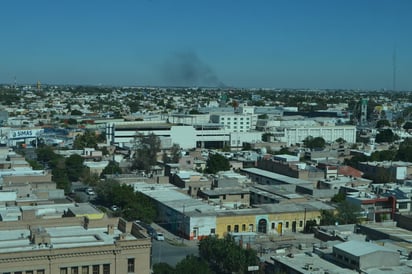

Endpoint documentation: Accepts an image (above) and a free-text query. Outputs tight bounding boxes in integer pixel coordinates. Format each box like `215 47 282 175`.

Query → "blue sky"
1 0 411 89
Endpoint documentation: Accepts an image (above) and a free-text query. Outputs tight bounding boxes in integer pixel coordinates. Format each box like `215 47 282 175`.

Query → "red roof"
338 165 363 178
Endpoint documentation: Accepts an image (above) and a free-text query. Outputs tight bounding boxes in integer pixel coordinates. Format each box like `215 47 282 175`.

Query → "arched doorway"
258 219 267 234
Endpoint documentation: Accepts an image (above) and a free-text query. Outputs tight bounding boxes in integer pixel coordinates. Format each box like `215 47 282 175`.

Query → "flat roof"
201 188 249 196
241 168 311 185
271 252 357 274
334 240 395 257
359 223 412 243
0 225 133 253
251 184 304 199
132 183 217 217
216 201 334 217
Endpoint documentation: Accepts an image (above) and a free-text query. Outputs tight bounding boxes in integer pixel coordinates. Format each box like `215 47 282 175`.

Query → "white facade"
229 131 262 149
210 113 258 132
277 126 356 146
106 122 262 149
131 182 216 240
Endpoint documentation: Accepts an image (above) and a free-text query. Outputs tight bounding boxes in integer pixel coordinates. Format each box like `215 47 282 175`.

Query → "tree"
336 201 361 225
199 235 258 274
375 129 399 143
170 144 182 163
95 180 156 223
36 146 60 163
320 209 336 226
205 154 230 174
26 159 44 170
152 263 175 274
73 130 104 149
132 133 161 173
65 154 85 182
376 119 391 128
51 158 71 193
175 255 212 274
370 149 396 162
101 161 122 177
397 138 412 162
303 136 326 150
82 172 100 187
331 192 346 203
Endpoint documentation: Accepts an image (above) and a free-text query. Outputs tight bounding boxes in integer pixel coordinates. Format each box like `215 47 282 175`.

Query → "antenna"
392 45 397 91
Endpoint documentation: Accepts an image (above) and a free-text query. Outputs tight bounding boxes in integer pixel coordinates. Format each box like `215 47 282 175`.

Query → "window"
210 228 215 234
60 269 68 274
286 222 289 228
299 221 303 227
127 258 135 273
241 194 244 199
234 225 239 232
223 195 226 200
399 202 408 209
71 267 79 274
103 265 110 274
242 224 246 231
92 265 99 274
227 225 231 232
271 223 275 229
81 266 89 274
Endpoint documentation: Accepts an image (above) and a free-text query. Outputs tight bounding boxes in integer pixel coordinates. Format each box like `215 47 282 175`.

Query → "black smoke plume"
161 51 226 87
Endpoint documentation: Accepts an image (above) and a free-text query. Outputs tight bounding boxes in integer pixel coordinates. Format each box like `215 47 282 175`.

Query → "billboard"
9 129 41 139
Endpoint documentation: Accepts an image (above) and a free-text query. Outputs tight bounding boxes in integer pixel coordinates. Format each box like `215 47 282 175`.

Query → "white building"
106 121 262 150
131 182 217 240
275 125 356 146
210 112 258 132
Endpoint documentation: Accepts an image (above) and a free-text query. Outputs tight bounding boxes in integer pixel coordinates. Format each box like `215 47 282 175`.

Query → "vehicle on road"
85 188 95 195
154 232 165 241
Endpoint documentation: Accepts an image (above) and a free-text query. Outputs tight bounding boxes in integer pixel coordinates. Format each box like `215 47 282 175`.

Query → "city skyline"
1 0 411 90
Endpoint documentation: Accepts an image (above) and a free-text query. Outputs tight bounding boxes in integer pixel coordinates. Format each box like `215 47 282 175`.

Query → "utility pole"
181 204 185 244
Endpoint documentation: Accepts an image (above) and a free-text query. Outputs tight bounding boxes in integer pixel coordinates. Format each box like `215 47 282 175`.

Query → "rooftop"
334 240 396 257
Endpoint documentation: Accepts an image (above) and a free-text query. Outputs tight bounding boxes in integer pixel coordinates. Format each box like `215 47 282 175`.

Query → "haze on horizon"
1 0 411 90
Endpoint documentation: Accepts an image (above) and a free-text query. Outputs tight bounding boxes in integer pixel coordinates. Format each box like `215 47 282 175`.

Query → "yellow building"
216 201 333 237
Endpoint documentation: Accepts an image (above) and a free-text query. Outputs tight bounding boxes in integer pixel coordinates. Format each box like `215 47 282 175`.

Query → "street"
151 238 199 267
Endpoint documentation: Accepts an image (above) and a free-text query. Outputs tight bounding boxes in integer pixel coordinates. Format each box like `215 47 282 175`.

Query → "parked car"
85 188 95 195
154 232 165 241
110 205 119 211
